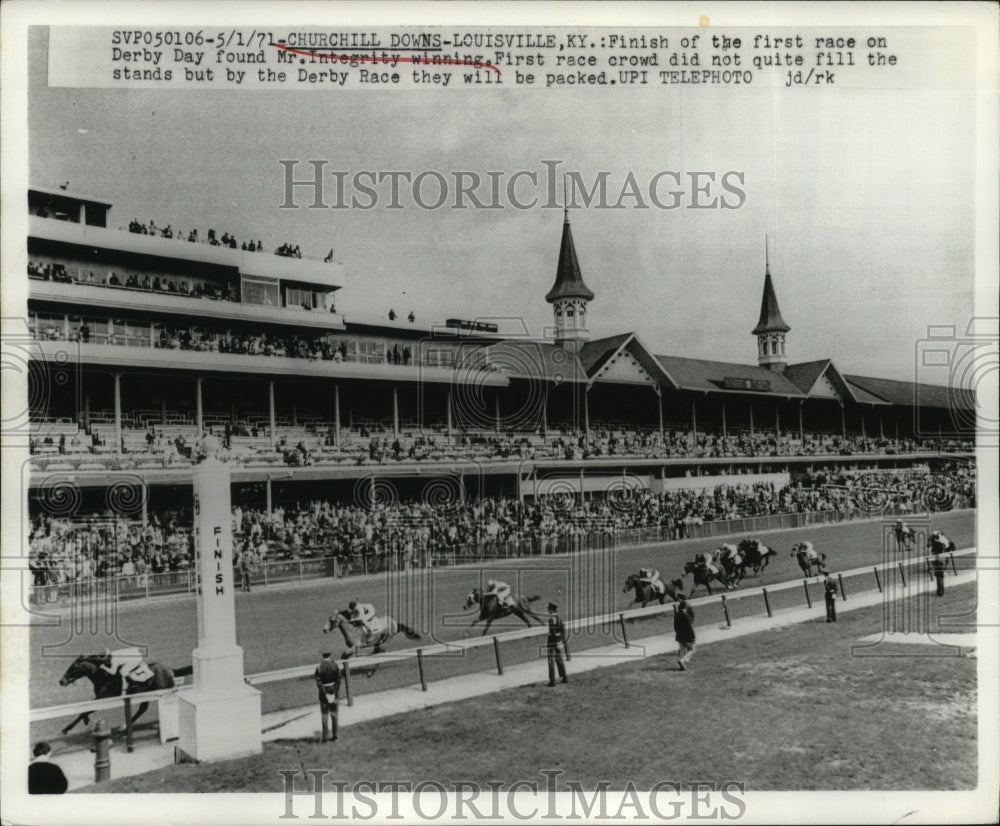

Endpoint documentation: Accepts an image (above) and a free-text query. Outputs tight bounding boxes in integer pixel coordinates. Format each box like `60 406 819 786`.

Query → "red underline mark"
270 43 502 75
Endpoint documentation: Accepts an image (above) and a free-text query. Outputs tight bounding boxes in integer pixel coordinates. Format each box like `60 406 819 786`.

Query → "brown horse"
623 574 686 607
322 609 421 658
58 653 191 734
682 560 733 596
462 589 543 635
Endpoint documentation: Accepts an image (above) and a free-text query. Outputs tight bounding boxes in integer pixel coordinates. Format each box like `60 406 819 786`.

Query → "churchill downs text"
278 772 748 820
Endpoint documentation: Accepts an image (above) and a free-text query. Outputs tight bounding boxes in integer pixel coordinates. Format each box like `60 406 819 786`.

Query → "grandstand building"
24 186 975 516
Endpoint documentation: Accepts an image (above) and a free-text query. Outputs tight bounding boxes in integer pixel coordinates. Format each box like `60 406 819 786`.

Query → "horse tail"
173 665 193 678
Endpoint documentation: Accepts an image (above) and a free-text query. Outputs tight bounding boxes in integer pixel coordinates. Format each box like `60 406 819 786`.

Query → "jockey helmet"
486 579 496 589
348 600 357 610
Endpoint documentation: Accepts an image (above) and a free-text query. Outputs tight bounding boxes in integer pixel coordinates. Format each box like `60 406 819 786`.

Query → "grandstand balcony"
29 215 344 290
28 279 347 331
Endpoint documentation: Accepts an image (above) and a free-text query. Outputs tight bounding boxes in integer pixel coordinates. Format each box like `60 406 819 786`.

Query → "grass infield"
85 581 977 793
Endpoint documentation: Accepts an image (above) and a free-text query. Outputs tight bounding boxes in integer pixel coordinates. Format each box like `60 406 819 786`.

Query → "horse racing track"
29 511 977 756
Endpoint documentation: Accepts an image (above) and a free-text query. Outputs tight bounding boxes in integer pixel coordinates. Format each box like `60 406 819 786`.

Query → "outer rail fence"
26 504 971 607
30 547 976 740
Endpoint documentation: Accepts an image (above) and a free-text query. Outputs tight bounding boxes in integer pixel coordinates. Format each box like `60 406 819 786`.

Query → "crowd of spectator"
30 259 238 303
26 462 975 588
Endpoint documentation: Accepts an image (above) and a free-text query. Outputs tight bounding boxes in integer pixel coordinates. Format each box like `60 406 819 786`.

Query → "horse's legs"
481 619 492 636
61 712 91 735
130 700 150 725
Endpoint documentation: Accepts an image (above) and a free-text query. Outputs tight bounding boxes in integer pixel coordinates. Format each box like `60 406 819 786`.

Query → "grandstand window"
241 275 279 306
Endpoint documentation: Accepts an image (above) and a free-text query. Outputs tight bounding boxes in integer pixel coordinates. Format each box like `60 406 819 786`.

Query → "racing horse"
714 546 746 586
893 522 916 551
58 653 191 735
682 560 733 596
623 574 686 608
322 609 421 658
463 588 543 635
791 544 828 577
738 539 778 575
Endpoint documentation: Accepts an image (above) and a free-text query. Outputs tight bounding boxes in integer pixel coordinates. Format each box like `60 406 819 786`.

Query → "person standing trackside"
824 574 839 622
546 602 568 686
315 651 341 743
932 555 946 597
28 742 67 794
674 599 696 670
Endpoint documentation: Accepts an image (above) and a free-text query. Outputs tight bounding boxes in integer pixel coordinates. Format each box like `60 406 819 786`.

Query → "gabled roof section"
784 359 859 403
655 355 805 397
845 374 976 411
578 333 632 376
586 333 677 388
752 268 790 334
545 213 595 303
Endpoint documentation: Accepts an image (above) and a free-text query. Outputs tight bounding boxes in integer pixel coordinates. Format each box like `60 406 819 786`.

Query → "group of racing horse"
55 522 956 735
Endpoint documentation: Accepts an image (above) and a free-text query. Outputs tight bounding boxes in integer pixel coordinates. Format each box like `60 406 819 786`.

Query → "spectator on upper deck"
388 309 397 321
408 311 415 323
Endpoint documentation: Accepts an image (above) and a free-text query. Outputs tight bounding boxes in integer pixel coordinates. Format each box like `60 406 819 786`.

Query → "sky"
26 24 978 383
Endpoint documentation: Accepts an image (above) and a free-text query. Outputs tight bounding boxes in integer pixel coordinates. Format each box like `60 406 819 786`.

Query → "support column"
268 380 276 448
840 404 846 439
333 384 341 447
63 313 70 340
894 413 899 442
160 396 166 426
446 388 453 443
691 396 697 437
195 377 204 437
392 386 399 437
113 372 122 451
541 390 549 440
798 401 804 443
579 468 585 503
656 388 664 442
265 476 272 515
721 400 727 439
584 388 590 439
291 399 297 427
861 410 866 439
879 411 884 439
749 403 755 436
141 486 148 528
775 403 780 440
84 392 91 430
495 390 501 434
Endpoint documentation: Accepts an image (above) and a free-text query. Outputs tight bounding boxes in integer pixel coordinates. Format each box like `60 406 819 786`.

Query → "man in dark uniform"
824 574 839 622
674 599 696 670
314 651 341 742
546 602 568 686
28 742 67 794
932 555 946 597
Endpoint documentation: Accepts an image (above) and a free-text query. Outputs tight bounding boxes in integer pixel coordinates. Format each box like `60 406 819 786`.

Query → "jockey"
694 551 719 576
795 541 819 561
639 567 665 595
348 599 378 637
716 544 741 571
484 579 515 608
100 648 154 692
930 531 951 556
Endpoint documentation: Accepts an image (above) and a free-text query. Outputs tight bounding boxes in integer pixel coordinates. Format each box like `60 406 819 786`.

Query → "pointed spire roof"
752 244 790 334
546 211 595 303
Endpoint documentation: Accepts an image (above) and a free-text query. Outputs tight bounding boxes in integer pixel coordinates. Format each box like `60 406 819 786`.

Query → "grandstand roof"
751 268 790 334
578 333 633 375
845 374 976 411
481 340 588 383
545 213 595 303
655 354 806 397
784 359 861 403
